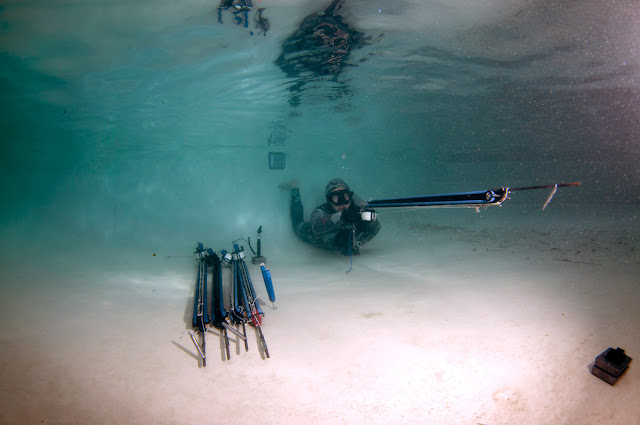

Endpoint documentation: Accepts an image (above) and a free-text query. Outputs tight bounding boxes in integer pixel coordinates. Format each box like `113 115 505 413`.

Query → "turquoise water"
1 2 638 261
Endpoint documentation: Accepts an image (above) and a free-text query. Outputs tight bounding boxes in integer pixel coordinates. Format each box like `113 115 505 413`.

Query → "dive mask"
329 189 352 206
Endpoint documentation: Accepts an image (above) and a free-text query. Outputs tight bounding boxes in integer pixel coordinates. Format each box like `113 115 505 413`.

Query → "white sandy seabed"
1 205 639 425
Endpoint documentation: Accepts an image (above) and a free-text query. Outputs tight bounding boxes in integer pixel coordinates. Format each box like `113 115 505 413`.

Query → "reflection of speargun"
218 0 252 26
217 0 233 24
255 8 270 35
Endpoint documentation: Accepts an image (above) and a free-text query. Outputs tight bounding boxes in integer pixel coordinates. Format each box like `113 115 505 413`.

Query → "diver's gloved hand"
341 203 362 224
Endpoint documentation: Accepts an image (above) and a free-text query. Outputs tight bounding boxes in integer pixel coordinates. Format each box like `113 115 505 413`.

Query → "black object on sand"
591 347 632 385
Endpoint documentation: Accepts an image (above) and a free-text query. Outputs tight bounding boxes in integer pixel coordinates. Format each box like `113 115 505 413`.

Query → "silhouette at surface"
275 0 369 106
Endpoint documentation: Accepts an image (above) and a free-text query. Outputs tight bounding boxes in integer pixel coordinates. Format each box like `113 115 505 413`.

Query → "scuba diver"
280 178 381 255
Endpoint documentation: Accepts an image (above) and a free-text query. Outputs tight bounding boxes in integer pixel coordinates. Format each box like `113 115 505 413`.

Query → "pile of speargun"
189 242 276 366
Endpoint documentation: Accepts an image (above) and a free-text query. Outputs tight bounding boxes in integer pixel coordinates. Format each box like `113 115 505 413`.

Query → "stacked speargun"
189 241 276 366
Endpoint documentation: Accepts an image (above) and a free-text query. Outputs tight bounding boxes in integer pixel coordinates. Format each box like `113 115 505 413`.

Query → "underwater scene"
1 0 639 424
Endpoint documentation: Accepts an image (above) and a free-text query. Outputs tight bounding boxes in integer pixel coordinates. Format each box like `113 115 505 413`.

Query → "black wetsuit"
289 188 380 254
